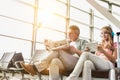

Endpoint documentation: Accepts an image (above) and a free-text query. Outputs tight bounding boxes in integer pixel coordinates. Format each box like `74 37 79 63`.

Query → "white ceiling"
87 0 120 29
104 0 120 5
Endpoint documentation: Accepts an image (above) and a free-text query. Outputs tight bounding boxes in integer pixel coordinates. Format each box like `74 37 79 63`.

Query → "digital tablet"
86 42 98 52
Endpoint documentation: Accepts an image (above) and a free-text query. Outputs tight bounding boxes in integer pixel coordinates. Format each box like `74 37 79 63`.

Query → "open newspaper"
44 39 68 51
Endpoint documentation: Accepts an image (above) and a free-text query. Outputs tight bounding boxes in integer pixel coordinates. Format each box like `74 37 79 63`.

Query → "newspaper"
44 39 68 51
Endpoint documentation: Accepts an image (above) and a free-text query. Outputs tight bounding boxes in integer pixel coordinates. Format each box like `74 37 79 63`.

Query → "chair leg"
109 69 116 80
20 71 30 80
21 71 24 80
11 71 15 77
1 72 9 80
60 74 63 80
37 72 42 80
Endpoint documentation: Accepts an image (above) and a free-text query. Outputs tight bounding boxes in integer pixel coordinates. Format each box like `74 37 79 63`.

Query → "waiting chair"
10 52 30 80
0 52 15 80
0 52 30 80
31 50 110 80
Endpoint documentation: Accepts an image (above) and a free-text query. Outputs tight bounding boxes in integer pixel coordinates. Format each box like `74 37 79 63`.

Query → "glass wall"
0 0 120 59
0 0 34 59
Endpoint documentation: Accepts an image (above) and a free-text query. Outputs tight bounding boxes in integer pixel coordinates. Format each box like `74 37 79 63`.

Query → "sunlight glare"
38 10 54 27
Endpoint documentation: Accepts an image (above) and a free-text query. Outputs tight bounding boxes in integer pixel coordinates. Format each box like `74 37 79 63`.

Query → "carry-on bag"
111 32 120 80
109 32 120 80
115 32 120 80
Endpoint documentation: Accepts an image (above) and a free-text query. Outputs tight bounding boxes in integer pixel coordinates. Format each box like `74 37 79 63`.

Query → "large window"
0 0 120 59
0 0 34 59
112 5 120 24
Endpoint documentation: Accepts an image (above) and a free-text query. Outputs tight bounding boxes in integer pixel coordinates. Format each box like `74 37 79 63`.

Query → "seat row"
0 50 118 80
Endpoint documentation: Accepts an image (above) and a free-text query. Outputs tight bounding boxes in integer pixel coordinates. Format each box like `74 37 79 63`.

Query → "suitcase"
109 32 120 80
115 32 120 80
116 32 120 68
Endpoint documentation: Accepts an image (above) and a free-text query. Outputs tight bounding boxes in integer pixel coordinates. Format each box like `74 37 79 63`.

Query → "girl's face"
101 30 110 41
68 29 78 41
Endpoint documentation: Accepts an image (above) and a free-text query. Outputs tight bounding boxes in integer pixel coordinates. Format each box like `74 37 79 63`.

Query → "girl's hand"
97 44 105 53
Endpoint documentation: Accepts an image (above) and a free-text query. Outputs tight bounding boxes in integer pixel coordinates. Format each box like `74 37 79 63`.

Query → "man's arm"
69 45 82 56
51 44 71 53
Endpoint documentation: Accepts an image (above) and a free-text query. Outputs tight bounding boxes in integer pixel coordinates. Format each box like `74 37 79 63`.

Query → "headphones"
111 31 114 37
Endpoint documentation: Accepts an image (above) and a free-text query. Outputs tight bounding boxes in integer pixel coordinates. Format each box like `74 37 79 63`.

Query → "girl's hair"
69 25 80 36
101 26 114 51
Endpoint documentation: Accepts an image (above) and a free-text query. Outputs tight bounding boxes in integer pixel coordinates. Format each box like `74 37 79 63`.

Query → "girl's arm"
103 48 117 63
97 45 117 63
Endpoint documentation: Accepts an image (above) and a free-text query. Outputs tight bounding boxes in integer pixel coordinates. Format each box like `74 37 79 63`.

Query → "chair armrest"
14 61 24 69
116 32 120 36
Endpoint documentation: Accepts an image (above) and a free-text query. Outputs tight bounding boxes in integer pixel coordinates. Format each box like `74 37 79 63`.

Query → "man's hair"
69 25 80 35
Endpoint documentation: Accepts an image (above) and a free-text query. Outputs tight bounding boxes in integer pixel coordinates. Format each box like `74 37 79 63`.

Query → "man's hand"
44 39 68 51
84 47 90 52
69 45 77 53
69 45 82 55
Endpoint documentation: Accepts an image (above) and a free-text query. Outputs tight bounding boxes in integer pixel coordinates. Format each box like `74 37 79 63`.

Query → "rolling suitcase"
115 32 120 80
109 32 120 80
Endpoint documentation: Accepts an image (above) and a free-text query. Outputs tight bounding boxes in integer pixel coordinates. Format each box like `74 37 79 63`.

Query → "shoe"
36 59 49 72
20 62 36 76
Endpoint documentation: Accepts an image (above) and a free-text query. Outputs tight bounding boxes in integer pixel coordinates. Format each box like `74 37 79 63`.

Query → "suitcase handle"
116 32 120 36
116 32 120 67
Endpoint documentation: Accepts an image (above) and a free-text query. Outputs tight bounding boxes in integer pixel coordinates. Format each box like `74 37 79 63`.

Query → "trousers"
35 50 79 80
68 52 114 80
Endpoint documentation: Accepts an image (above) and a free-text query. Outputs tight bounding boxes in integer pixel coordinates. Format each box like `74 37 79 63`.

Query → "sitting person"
66 26 117 80
20 25 88 80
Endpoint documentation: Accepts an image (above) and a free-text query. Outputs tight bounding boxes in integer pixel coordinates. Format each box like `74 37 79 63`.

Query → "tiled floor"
0 72 109 80
0 73 39 80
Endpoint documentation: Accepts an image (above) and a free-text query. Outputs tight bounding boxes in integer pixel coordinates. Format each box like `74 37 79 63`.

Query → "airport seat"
61 69 110 80
10 52 30 80
28 49 111 80
0 52 15 80
0 52 30 80
27 40 112 80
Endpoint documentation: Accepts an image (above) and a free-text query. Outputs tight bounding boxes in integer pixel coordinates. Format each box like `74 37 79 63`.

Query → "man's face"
68 29 78 41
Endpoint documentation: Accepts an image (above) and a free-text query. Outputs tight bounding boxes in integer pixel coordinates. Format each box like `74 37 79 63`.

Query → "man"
20 25 88 80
